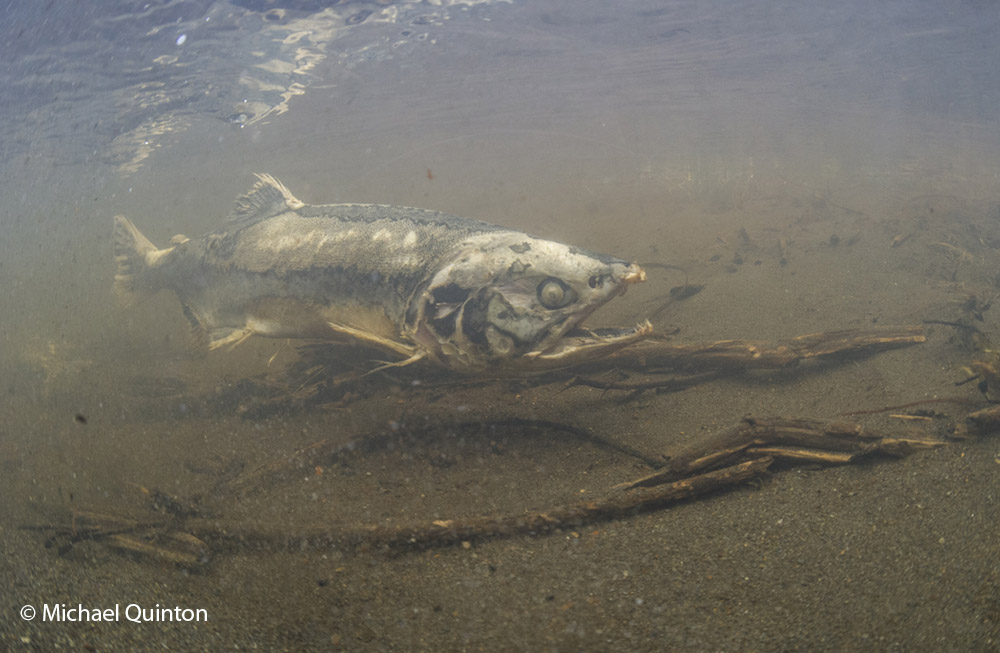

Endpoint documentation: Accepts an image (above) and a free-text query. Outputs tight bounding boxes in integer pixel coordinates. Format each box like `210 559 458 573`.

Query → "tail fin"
113 215 166 305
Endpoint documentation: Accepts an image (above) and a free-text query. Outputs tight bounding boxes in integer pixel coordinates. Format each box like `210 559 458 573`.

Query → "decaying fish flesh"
113 174 651 374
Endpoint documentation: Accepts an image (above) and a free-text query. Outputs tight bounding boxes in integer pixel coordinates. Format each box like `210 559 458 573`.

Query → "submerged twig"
28 409 963 561
618 416 946 490
187 458 773 553
23 325 958 562
605 325 926 372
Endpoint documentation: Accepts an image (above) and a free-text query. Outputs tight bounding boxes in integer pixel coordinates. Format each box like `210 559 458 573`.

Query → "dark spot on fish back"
508 260 528 274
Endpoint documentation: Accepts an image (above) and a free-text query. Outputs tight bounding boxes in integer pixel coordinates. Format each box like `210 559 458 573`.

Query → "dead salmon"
113 174 650 374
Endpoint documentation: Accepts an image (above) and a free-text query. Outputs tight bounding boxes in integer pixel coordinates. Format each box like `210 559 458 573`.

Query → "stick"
616 417 944 490
187 458 773 553
608 325 926 371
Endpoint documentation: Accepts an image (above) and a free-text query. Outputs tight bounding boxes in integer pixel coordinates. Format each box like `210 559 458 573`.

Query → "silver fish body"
114 174 650 373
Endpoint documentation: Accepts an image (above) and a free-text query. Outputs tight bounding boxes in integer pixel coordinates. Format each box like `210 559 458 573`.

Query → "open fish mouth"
518 262 650 368
522 320 654 367
482 260 651 372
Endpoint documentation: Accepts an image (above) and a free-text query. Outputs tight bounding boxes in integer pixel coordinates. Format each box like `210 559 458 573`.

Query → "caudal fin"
113 215 164 305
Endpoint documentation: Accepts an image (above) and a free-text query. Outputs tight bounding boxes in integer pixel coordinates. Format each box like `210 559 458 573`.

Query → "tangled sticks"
32 324 997 564
182 416 947 555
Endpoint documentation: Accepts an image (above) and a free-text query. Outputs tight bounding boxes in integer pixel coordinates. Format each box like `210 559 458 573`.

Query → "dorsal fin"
227 173 305 226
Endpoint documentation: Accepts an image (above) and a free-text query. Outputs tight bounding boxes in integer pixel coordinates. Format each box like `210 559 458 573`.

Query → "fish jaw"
519 320 654 369
508 262 650 372
523 260 646 356
406 232 651 374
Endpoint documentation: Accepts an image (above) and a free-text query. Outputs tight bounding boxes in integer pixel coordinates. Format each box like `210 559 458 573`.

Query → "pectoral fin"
362 351 428 376
326 321 420 359
207 327 255 351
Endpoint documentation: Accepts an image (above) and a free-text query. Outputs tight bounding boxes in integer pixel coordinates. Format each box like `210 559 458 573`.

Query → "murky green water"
2 1 999 650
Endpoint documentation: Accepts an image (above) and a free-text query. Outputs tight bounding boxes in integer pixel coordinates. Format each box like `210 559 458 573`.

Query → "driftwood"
274 326 928 407
616 417 945 490
31 458 771 562
183 413 951 553
605 325 926 371
185 458 774 554
541 325 926 398
28 324 988 565
32 412 969 563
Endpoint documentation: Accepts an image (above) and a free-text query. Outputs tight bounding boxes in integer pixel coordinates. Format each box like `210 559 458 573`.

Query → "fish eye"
537 277 575 309
588 275 601 289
